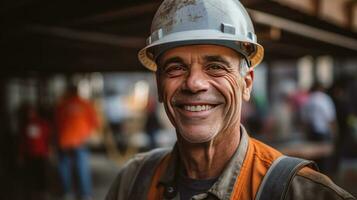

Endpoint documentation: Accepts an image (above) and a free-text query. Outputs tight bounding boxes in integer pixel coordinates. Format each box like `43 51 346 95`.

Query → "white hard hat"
138 0 264 71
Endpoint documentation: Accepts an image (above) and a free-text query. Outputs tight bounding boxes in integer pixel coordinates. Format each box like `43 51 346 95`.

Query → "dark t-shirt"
177 171 218 200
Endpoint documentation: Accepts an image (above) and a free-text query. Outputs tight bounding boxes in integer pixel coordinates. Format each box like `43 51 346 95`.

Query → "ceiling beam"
345 0 357 30
249 9 357 51
69 2 160 26
28 25 145 48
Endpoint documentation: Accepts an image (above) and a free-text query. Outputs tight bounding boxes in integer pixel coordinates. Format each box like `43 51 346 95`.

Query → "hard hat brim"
138 39 264 71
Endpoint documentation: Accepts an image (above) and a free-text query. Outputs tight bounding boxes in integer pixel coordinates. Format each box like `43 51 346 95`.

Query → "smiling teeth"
184 105 213 112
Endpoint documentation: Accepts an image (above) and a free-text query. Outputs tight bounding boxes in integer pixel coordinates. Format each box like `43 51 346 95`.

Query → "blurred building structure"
0 0 357 199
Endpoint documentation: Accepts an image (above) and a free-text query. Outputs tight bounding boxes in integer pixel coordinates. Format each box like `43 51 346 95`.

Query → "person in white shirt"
302 83 337 142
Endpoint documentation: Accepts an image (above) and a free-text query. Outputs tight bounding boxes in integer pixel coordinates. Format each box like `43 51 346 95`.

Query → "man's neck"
177 126 241 179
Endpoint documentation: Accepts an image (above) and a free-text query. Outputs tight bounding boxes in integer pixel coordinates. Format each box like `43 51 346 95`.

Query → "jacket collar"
159 126 250 200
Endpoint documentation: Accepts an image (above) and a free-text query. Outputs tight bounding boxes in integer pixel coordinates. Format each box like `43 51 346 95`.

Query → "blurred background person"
18 103 51 200
302 82 337 142
144 96 161 149
103 88 128 152
330 77 357 171
55 84 99 200
302 82 337 173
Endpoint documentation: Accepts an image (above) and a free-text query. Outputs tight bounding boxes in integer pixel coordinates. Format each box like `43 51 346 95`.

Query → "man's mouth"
182 105 215 112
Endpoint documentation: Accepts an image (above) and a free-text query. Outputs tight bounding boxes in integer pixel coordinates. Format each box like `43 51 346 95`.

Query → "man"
302 83 337 173
302 83 337 142
55 84 98 200
106 0 355 199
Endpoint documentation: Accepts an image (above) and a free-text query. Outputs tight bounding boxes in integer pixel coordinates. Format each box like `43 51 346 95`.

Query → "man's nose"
183 66 209 93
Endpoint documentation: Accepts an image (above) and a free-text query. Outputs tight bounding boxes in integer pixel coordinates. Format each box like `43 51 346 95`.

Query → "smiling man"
158 45 247 145
156 45 250 181
105 0 355 200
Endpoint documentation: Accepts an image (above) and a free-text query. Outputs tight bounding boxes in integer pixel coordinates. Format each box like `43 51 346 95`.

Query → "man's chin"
178 129 218 144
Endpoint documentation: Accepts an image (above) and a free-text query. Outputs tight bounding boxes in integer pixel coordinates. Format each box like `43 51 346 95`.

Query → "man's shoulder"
249 137 283 167
105 148 171 200
128 148 171 163
248 139 355 199
116 147 172 180
287 167 356 200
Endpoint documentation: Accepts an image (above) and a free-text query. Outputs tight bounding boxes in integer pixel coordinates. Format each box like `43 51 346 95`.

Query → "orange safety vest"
147 137 282 199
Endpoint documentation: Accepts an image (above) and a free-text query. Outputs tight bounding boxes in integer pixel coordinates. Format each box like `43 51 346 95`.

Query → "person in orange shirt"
106 0 355 200
55 85 98 200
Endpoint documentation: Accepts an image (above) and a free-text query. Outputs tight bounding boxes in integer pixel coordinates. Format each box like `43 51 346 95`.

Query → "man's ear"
242 70 254 101
155 71 163 102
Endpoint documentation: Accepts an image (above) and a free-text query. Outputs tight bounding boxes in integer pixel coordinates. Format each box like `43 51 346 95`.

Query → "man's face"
156 45 252 143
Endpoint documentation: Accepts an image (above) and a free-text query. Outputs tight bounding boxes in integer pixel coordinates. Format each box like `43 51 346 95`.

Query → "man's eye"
164 64 186 77
207 63 225 70
206 63 227 75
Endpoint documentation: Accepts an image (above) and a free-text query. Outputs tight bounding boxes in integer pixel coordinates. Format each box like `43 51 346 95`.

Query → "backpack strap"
255 155 318 200
128 148 171 200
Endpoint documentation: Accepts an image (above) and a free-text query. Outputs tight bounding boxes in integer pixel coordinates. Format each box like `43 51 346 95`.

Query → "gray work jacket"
106 127 355 200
